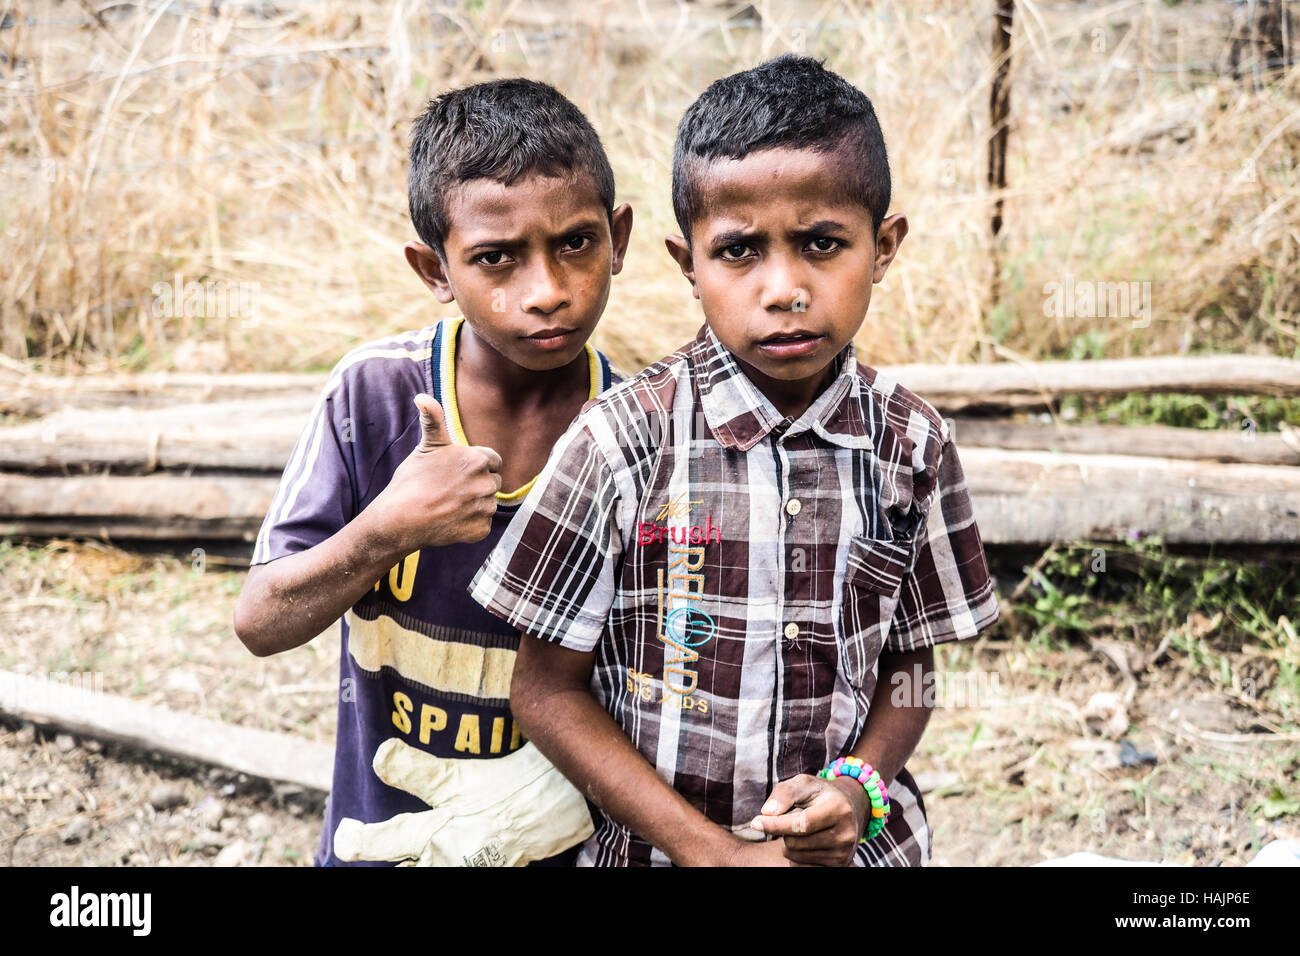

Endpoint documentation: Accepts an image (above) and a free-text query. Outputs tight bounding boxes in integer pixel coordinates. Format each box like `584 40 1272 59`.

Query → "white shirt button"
785 498 802 516
783 622 800 640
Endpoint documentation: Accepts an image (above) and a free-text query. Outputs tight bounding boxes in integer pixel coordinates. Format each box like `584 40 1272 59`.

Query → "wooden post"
988 0 1014 241
987 0 1015 359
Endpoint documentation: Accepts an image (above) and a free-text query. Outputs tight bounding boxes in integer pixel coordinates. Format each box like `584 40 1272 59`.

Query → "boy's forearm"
234 508 408 657
845 647 936 785
512 657 737 866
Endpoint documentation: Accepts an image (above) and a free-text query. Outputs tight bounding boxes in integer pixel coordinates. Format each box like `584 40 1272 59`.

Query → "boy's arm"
847 647 935 785
512 634 790 867
754 647 934 865
234 510 414 658
234 395 501 657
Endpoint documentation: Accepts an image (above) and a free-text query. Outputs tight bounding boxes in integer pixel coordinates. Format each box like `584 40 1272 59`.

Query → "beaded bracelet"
818 756 890 841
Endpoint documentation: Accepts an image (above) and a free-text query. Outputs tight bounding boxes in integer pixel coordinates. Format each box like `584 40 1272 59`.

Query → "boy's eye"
475 250 512 266
808 237 841 253
719 244 752 260
563 235 592 252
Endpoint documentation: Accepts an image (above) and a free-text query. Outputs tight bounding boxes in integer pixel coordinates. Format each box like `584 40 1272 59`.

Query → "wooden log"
951 419 1300 466
962 448 1300 546
5 354 1299 417
0 454 1297 546
0 669 332 792
0 398 314 473
0 474 278 541
4 401 1296 473
0 369 322 418
882 355 1300 411
0 518 267 540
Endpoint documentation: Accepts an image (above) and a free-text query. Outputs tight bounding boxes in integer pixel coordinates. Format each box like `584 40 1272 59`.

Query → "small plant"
1059 392 1300 432
1001 538 1298 716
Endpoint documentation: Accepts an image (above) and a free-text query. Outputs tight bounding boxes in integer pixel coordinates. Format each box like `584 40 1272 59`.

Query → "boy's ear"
609 203 633 276
872 214 909 284
404 241 456 304
663 234 699 300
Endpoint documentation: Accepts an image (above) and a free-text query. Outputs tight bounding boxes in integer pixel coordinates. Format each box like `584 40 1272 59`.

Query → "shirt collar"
690 323 876 451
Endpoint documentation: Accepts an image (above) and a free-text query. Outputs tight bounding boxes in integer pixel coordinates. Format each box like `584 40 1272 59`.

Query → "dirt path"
1 540 1295 866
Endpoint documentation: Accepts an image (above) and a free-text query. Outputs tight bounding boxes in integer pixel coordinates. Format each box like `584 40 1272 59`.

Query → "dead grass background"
2 0 1298 376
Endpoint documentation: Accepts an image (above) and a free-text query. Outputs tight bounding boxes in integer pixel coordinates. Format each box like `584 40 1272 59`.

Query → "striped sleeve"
469 418 622 652
886 439 1001 652
249 373 359 566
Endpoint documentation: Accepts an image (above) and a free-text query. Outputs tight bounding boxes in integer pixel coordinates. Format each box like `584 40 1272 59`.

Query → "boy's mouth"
755 330 824 358
521 327 577 350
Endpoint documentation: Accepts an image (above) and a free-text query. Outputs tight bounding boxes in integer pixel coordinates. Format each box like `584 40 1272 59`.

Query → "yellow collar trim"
440 316 600 503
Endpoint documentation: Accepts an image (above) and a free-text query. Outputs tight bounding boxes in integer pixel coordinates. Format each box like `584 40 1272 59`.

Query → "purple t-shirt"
250 317 618 865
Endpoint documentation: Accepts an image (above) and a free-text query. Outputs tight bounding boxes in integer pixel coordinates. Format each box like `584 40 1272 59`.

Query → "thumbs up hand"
368 394 504 550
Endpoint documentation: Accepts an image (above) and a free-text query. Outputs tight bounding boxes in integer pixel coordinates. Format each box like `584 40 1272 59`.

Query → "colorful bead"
822 755 891 842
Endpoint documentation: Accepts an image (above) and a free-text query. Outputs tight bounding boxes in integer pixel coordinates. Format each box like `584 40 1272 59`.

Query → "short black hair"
408 79 615 260
672 54 890 244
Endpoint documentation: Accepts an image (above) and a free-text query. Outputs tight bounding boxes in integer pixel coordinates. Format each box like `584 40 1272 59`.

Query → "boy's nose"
520 259 569 314
758 258 809 312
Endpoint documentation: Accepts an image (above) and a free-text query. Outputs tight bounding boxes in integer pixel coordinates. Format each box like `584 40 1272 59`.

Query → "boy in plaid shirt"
470 55 1000 866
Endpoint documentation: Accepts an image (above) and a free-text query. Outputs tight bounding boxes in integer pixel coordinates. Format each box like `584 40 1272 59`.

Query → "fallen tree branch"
884 354 1300 410
951 418 1300 466
0 670 333 792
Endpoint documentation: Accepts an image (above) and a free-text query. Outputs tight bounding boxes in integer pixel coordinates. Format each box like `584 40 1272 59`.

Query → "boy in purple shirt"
234 79 632 866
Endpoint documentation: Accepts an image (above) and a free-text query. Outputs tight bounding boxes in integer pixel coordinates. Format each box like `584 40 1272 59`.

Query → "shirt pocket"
837 534 913 690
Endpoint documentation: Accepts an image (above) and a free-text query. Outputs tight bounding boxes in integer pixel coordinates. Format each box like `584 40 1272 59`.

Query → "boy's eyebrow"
463 235 523 253
708 228 764 248
461 217 607 254
708 220 850 248
790 219 849 238
552 215 607 237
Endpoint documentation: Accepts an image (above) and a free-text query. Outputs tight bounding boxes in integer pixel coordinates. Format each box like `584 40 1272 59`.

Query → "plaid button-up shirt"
470 323 1000 866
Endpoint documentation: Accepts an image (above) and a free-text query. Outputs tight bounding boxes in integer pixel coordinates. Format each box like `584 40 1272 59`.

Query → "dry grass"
1 0 1297 376
925 636 1300 865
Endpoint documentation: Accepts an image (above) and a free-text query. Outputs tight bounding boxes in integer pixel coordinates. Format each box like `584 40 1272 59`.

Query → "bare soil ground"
0 540 1295 867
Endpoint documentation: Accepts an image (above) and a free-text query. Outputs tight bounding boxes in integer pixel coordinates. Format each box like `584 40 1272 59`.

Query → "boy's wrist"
828 774 870 840
353 498 419 565
669 823 744 867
